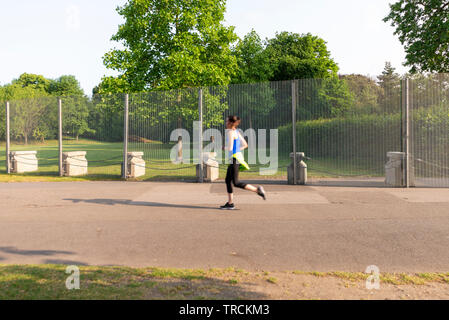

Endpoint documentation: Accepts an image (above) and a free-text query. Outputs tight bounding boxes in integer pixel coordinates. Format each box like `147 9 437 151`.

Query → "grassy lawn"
0 139 384 182
0 264 448 300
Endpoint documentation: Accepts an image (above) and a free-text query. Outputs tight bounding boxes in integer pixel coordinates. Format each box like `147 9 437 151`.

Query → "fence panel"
62 93 125 178
128 88 199 181
0 102 5 174
7 96 59 176
204 81 292 181
295 77 402 184
410 74 449 187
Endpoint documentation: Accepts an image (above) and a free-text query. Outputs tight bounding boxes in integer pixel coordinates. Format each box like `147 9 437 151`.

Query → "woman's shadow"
63 198 226 211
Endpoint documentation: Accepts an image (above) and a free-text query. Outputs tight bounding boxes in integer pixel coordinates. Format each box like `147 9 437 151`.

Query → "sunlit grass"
0 139 383 182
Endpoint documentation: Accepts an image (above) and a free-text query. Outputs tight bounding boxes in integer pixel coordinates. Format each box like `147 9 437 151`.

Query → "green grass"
0 139 384 182
292 271 449 285
0 265 251 300
1 265 448 300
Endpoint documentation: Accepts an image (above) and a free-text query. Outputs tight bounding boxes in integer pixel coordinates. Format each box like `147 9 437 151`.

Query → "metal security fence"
1 75 449 187
63 94 125 178
128 89 200 181
205 81 292 180
294 78 403 182
8 96 59 176
410 74 449 187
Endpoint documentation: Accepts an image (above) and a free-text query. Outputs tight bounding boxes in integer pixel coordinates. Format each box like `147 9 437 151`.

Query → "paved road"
1 181 449 272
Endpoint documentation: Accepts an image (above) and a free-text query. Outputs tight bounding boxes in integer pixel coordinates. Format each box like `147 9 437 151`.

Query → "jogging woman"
220 115 266 210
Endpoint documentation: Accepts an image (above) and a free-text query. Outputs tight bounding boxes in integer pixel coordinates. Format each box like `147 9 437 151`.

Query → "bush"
279 106 449 165
279 113 402 161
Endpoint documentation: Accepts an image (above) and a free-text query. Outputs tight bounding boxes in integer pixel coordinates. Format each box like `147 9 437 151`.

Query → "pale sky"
0 0 406 95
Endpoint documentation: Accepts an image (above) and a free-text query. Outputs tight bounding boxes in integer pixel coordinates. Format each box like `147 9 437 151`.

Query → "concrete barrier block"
385 152 415 187
128 152 145 178
197 152 219 182
10 151 38 173
288 152 307 185
63 151 88 176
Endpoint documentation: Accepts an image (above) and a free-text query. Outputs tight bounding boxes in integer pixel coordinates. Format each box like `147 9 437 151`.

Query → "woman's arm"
227 130 234 152
239 132 248 150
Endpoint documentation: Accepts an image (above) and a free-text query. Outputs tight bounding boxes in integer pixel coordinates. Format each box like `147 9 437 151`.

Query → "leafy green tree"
63 96 94 141
0 81 50 143
341 74 382 114
265 32 339 81
377 62 401 112
262 32 351 120
408 73 449 110
88 94 125 142
93 76 130 95
102 0 238 92
232 29 272 84
49 75 84 96
47 76 91 141
229 30 276 128
384 0 449 73
10 94 55 145
11 73 51 92
297 77 353 120
1 74 89 143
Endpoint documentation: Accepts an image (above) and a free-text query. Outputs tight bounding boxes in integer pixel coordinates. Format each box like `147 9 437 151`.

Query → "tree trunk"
24 135 28 145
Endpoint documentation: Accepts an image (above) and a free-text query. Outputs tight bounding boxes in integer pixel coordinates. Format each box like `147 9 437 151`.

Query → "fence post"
198 88 204 183
292 80 297 185
5 101 10 174
401 78 410 188
58 98 63 177
123 94 129 180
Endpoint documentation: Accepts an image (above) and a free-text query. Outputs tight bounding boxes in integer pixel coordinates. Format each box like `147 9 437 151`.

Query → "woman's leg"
225 164 234 203
232 160 266 199
232 159 248 190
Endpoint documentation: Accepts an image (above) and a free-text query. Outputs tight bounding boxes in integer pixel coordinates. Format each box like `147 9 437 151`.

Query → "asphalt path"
1 181 449 272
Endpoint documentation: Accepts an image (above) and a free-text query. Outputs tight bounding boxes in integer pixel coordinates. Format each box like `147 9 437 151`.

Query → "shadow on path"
0 246 74 256
64 198 221 210
0 247 88 266
43 259 88 266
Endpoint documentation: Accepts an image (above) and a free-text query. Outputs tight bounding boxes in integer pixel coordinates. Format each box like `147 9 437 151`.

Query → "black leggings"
225 158 247 194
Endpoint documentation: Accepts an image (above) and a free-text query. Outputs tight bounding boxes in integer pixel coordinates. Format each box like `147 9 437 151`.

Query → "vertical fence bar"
198 88 204 183
405 78 410 188
123 94 129 179
5 101 10 174
401 79 410 188
292 81 297 185
58 98 63 177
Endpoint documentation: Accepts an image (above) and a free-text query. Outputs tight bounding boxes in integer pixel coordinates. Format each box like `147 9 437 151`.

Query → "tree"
384 0 449 73
1 73 88 143
102 0 238 92
47 76 90 141
49 75 84 96
341 74 382 114
296 77 353 120
12 73 51 92
63 96 94 141
377 62 401 112
229 30 276 128
9 92 54 145
265 32 339 81
231 29 272 84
